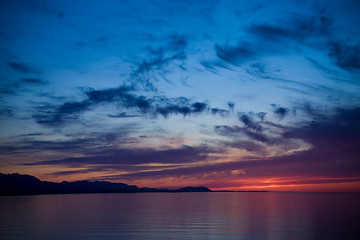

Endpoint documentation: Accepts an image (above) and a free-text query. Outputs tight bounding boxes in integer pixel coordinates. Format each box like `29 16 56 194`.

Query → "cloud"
0 107 13 117
33 101 91 126
271 104 290 120
135 52 186 75
85 86 152 113
12 104 360 190
200 60 233 73
21 78 48 85
246 12 360 73
238 113 263 131
328 41 360 70
8 62 37 73
215 125 269 144
246 62 282 79
192 102 208 113
215 42 256 65
211 108 230 117
103 107 360 184
33 86 211 126
24 145 219 169
212 10 342 75
210 102 235 117
249 15 333 43
0 128 135 156
130 34 188 89
107 112 140 118
283 107 360 151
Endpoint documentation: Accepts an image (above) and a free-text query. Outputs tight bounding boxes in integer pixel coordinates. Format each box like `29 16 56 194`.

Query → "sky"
0 0 360 192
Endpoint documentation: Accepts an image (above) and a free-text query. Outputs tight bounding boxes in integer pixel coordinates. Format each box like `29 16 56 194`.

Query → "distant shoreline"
1 173 217 196
0 172 269 196
3 173 359 196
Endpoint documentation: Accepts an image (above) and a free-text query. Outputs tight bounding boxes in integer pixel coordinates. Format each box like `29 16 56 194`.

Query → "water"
0 192 359 240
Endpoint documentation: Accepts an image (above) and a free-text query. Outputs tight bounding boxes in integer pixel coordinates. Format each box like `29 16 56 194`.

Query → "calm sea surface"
0 192 359 240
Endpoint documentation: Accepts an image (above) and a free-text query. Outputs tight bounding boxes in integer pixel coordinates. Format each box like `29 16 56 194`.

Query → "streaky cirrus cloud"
32 85 212 126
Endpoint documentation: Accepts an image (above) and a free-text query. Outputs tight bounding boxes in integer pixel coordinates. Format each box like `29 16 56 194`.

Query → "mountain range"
0 173 212 196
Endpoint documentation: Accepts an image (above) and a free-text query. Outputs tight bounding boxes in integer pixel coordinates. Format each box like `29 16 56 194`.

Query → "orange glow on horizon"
6 167 360 193
211 178 360 193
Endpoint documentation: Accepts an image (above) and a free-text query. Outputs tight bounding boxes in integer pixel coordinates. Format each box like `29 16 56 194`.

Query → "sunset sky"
0 0 359 192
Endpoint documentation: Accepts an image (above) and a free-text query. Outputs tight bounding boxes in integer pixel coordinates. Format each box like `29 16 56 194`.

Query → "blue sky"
0 0 359 191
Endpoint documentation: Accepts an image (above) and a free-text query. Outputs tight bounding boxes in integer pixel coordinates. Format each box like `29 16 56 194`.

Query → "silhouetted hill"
173 186 212 192
0 173 213 196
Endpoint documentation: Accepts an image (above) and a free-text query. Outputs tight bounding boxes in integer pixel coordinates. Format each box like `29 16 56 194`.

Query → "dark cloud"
107 112 140 118
168 34 187 51
248 13 334 42
0 88 15 95
228 102 235 111
238 113 263 131
58 101 91 114
200 60 233 72
135 52 186 75
8 62 36 73
271 104 289 120
256 112 266 121
33 101 91 126
33 87 151 126
85 86 152 113
283 107 360 151
155 105 191 118
0 107 13 117
155 102 208 118
192 102 208 113
130 34 188 89
211 108 230 117
17 105 360 189
328 41 360 70
246 62 281 79
200 61 217 73
249 24 293 41
107 107 360 183
213 14 336 69
214 125 269 144
0 129 133 156
249 15 333 43
33 86 211 126
24 145 218 168
14 133 42 138
215 42 256 65
246 13 360 73
111 144 360 183
22 78 48 85
214 125 242 138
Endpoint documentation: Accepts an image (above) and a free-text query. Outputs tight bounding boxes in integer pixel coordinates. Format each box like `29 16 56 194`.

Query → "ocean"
1 192 359 240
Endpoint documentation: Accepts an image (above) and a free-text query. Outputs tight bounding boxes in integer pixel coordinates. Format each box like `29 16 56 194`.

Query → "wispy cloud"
129 34 188 90
32 86 212 126
271 104 290 120
8 62 37 73
25 145 216 167
91 107 360 187
21 78 48 85
328 41 360 70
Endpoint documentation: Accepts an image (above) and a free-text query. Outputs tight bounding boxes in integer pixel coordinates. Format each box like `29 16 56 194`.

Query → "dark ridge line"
0 173 214 196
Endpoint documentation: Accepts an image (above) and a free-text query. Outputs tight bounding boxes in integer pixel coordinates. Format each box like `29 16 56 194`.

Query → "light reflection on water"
1 192 359 240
